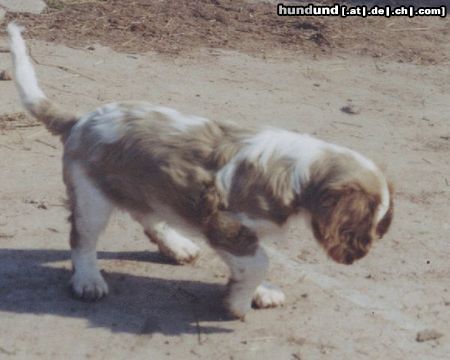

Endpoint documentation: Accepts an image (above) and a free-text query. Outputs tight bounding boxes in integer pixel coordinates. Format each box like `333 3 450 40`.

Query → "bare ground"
0 1 449 359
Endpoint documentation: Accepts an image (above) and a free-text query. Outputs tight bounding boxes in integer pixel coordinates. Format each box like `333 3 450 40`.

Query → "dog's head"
304 153 394 265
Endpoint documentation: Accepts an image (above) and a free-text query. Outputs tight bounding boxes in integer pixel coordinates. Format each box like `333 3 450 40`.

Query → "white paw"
225 294 251 320
224 282 253 320
157 234 201 265
70 270 108 301
252 282 285 309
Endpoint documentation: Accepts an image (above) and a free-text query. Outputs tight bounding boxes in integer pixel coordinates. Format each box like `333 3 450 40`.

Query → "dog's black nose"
344 253 354 265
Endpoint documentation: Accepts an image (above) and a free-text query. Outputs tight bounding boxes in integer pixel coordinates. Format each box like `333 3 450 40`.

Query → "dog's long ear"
310 183 380 264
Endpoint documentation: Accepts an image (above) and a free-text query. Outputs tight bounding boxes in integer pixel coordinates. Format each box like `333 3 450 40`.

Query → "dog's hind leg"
132 213 200 264
66 162 112 301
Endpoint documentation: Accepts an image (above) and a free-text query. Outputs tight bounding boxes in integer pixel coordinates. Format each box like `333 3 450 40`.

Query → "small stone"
0 70 12 81
416 329 443 342
37 203 48 210
340 104 361 115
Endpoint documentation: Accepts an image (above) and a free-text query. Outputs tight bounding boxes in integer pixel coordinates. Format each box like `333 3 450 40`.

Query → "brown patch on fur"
205 211 258 256
208 123 250 169
63 103 261 257
28 99 78 140
68 105 243 225
54 100 302 259
205 155 305 255
63 164 79 249
303 151 386 265
227 159 300 225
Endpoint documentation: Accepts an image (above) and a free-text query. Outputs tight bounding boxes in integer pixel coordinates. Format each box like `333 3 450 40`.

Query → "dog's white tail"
7 23 78 137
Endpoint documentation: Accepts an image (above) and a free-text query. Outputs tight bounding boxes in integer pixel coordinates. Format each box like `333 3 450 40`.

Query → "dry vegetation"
3 0 448 64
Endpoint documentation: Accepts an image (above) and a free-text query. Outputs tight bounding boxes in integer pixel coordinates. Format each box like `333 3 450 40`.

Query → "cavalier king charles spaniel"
8 23 393 319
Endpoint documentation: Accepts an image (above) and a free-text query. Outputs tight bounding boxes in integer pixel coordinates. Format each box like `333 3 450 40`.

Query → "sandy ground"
1 4 450 360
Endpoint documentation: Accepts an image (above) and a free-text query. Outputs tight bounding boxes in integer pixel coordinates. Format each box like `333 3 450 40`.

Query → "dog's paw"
252 282 285 309
224 294 251 320
224 282 253 320
70 270 108 301
157 236 201 265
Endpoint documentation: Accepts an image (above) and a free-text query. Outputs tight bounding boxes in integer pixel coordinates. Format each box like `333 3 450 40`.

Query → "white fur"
132 213 200 264
325 144 391 224
152 223 201 263
127 103 155 118
218 246 269 318
153 106 210 132
144 201 203 240
69 162 112 299
376 178 390 223
71 250 109 300
7 23 46 106
253 282 286 308
91 103 125 143
67 103 126 151
214 162 238 204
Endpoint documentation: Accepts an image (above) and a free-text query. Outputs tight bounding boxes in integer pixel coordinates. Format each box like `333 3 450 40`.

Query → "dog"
8 23 393 319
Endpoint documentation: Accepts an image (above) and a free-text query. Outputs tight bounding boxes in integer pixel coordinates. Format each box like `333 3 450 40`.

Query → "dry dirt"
4 0 450 64
0 1 449 359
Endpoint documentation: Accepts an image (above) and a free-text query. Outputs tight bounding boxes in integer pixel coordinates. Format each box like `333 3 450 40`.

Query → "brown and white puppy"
8 24 393 319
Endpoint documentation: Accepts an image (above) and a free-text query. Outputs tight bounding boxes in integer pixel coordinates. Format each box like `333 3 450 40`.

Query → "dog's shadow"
0 249 233 336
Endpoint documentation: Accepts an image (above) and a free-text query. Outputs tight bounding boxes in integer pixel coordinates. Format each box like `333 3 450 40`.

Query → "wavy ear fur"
302 150 392 264
309 183 380 264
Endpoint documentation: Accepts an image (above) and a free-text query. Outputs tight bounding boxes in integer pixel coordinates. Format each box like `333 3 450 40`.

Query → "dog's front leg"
218 246 269 319
206 211 269 319
131 212 201 264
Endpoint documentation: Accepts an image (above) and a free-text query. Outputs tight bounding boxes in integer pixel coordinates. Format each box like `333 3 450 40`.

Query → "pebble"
416 329 443 342
340 104 361 115
0 70 12 81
